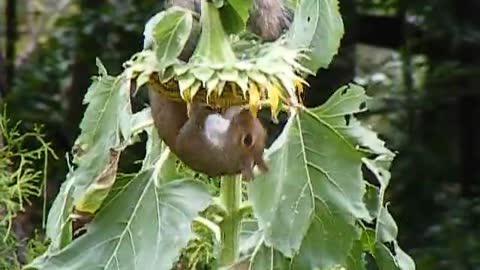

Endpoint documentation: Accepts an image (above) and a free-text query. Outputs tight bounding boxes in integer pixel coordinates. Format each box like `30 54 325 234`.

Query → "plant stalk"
218 175 243 267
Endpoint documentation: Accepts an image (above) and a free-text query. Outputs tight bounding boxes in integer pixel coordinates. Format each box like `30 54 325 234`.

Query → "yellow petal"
181 87 192 102
248 82 260 117
189 81 201 100
295 78 308 103
186 102 192 118
267 84 281 122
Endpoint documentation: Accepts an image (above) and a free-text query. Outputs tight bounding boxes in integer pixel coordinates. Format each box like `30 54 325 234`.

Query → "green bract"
128 0 310 119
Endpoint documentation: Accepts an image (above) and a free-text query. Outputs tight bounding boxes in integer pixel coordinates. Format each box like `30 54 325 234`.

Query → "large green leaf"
249 85 372 257
248 84 415 269
287 0 344 72
249 245 291 270
346 240 367 270
36 61 132 254
27 154 212 270
28 124 212 270
292 205 359 269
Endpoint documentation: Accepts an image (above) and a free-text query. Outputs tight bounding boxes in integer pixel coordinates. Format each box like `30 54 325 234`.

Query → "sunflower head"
127 0 311 120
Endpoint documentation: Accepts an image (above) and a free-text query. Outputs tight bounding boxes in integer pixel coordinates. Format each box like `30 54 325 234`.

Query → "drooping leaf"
74 149 121 214
239 219 263 258
72 64 132 207
77 59 131 149
26 141 212 270
219 0 252 34
31 62 139 262
249 85 374 257
153 8 193 67
44 174 74 250
286 0 344 72
143 8 193 68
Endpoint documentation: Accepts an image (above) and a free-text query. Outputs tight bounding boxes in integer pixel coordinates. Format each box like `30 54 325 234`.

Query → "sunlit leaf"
144 8 193 68
153 9 193 68
287 0 344 72
292 205 359 269
249 86 374 257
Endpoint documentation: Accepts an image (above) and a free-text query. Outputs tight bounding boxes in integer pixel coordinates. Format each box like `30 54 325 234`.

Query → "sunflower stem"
191 0 237 65
218 174 243 267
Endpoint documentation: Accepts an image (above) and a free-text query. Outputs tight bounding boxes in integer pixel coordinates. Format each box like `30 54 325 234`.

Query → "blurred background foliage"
1 0 479 269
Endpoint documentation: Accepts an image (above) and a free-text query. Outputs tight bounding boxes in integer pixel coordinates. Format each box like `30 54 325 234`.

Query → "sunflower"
125 0 310 120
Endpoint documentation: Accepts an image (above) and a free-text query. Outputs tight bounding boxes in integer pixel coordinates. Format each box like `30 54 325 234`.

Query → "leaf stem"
218 174 242 267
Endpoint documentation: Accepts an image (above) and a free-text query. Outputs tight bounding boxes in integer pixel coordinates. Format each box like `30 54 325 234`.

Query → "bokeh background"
1 0 479 269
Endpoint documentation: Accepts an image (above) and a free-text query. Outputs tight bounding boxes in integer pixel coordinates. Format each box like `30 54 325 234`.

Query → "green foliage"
246 85 413 270
29 160 212 270
220 0 252 34
287 0 344 72
0 226 21 269
7 0 164 151
0 111 55 269
143 7 193 65
25 1 413 270
0 110 56 232
250 85 372 257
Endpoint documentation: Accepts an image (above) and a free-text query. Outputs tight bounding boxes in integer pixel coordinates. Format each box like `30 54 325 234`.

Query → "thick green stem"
192 0 237 65
219 175 243 267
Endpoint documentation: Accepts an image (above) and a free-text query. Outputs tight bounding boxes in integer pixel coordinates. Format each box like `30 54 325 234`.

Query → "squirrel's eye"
243 134 253 147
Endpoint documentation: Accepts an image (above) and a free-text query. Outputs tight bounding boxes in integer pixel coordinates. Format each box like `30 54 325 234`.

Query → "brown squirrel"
149 0 291 179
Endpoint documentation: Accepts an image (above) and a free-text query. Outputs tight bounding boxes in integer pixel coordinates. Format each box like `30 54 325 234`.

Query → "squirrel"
149 0 291 179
